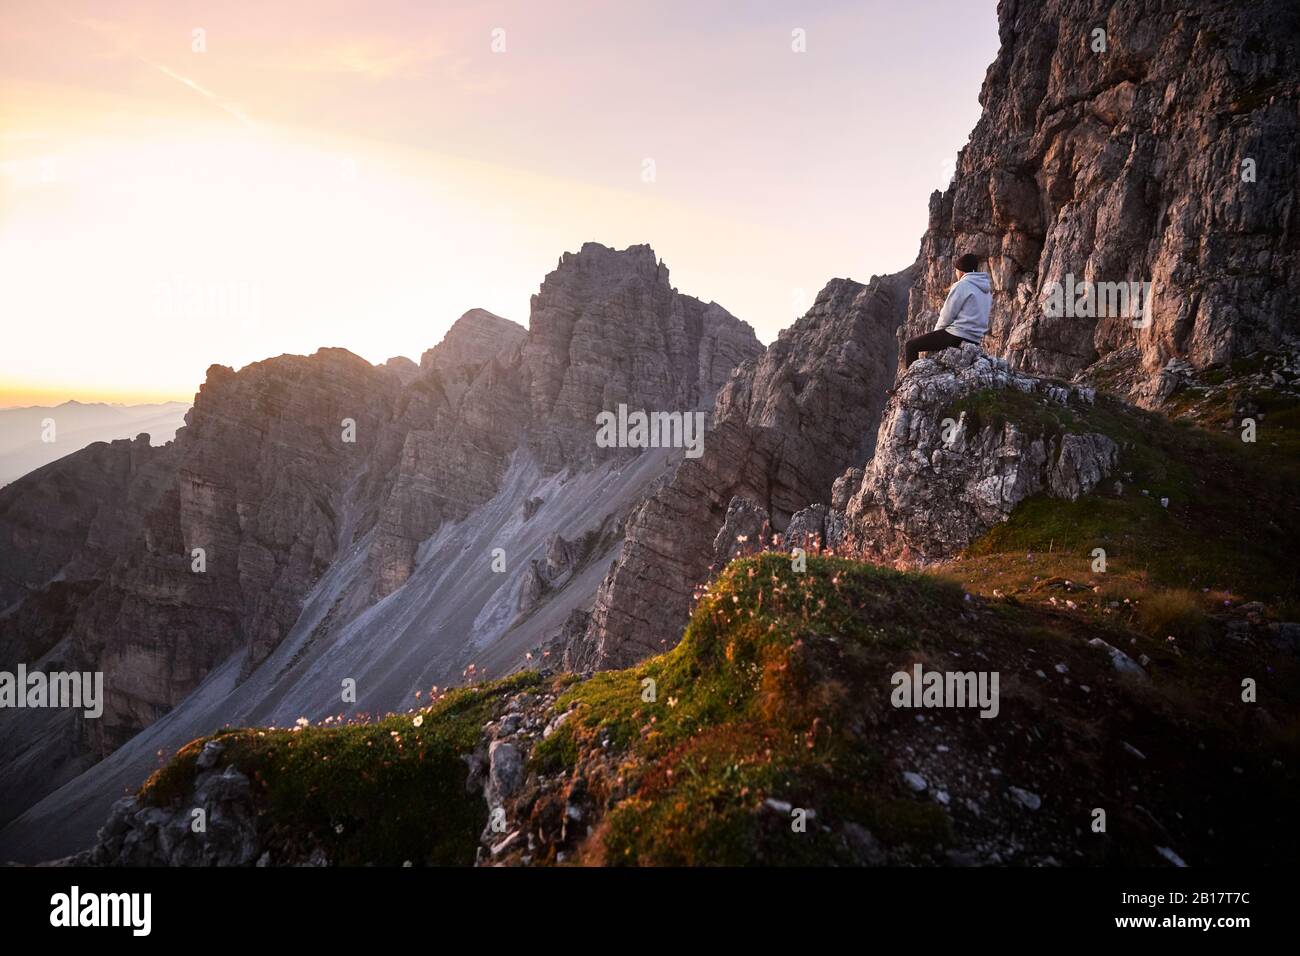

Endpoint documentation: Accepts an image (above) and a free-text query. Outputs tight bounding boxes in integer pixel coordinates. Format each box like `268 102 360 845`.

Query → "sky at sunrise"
0 0 999 406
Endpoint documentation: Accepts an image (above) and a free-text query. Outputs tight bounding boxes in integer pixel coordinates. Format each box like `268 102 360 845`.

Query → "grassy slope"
137 365 1300 866
945 373 1299 616
140 672 541 865
138 553 1299 867
543 555 1299 866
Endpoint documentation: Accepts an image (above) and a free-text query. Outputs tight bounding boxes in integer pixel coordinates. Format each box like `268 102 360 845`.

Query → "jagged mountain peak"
518 241 763 470
536 243 673 308
420 309 526 373
561 241 662 275
201 347 378 390
380 355 421 385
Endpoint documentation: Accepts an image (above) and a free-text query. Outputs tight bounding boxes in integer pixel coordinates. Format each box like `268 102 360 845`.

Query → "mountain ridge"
0 243 763 853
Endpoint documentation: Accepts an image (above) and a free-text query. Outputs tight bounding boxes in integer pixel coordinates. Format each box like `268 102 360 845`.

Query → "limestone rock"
830 345 1119 565
710 496 772 573
487 740 525 801
88 765 260 867
520 242 761 470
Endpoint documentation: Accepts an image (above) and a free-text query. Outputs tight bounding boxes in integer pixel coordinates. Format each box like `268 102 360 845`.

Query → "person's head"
955 253 980 276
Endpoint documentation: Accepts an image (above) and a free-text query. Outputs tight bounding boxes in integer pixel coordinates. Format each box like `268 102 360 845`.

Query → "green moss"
550 555 972 864
960 386 1299 599
556 555 962 754
530 721 580 775
140 671 542 866
139 736 212 808
944 387 1081 443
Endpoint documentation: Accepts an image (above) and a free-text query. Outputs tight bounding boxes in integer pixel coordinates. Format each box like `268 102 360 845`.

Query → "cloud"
262 40 433 79
65 13 256 129
135 55 257 129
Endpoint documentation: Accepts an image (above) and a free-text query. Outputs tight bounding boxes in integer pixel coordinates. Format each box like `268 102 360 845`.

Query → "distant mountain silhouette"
0 401 190 486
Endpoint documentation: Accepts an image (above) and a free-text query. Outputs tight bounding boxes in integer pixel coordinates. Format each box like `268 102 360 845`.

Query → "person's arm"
934 285 967 331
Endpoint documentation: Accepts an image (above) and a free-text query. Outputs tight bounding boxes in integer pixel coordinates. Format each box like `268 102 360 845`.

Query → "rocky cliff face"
569 268 913 669
367 312 531 598
368 246 761 597
421 309 526 378
0 435 163 640
3 349 412 759
571 0 1300 672
520 243 760 470
907 0 1299 400
679 346 1123 578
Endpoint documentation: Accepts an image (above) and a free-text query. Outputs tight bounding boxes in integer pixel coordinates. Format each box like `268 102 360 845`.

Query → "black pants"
904 329 969 367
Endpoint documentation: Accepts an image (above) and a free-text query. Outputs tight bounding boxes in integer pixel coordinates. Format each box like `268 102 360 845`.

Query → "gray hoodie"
935 271 991 343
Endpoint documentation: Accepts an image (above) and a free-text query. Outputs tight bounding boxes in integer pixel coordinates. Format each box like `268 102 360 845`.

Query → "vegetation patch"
957 384 1298 604
548 555 969 864
140 671 542 865
136 547 1300 866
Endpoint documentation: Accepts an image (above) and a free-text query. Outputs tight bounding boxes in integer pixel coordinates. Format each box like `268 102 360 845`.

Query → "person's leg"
904 329 966 367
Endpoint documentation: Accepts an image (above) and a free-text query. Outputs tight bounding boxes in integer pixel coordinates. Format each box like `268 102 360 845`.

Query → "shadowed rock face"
520 242 761 470
907 0 1300 399
2 349 413 760
0 435 164 627
570 267 914 670
368 245 762 597
0 243 760 835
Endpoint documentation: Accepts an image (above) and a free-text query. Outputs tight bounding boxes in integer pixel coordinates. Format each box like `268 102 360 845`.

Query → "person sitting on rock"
904 253 991 367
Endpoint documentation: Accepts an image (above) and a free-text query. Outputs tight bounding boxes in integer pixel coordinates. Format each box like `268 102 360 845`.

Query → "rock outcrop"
906 0 1300 399
2 350 413 761
690 345 1121 570
367 313 530 598
421 309 527 379
87 753 262 867
807 345 1119 565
